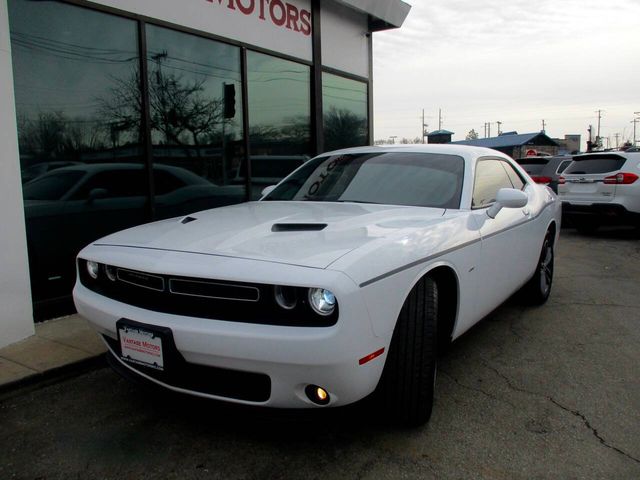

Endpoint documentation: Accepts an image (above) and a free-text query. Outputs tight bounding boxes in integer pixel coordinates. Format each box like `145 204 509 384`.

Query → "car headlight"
86 260 100 280
308 288 336 316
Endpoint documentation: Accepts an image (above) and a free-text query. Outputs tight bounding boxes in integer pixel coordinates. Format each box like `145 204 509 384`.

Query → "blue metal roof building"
451 132 559 158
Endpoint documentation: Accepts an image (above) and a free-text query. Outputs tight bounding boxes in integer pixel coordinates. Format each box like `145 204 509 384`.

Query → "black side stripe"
358 202 555 288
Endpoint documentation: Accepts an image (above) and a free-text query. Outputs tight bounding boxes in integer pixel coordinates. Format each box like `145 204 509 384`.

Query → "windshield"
23 171 84 201
263 152 465 208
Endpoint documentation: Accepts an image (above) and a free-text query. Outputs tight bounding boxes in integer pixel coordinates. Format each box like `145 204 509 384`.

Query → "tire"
376 276 438 426
522 230 554 305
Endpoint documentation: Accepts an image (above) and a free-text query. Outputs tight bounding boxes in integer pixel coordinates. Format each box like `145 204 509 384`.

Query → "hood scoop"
180 216 198 225
271 223 328 232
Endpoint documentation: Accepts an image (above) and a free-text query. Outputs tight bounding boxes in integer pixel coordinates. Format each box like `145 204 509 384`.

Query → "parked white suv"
558 152 640 232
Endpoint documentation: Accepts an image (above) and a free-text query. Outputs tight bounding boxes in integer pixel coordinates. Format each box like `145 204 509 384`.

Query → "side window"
472 160 514 208
501 161 525 190
556 160 572 174
154 170 186 195
71 170 146 199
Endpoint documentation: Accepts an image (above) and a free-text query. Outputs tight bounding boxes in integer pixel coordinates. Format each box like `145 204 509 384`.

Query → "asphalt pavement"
1 227 639 480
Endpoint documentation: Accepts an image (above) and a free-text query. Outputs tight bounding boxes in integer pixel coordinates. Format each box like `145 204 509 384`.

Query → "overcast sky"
372 0 640 149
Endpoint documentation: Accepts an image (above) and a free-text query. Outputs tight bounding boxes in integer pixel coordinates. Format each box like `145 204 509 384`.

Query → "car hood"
94 201 447 269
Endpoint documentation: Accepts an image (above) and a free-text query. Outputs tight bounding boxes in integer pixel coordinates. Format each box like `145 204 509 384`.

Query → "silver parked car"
558 152 640 232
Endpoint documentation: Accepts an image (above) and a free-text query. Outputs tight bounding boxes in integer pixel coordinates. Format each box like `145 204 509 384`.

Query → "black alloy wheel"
522 230 554 305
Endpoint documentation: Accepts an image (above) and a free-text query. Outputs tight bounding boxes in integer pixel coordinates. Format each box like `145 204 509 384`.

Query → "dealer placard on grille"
119 326 164 370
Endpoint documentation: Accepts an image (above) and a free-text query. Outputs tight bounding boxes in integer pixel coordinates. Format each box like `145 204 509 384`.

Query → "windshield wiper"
335 199 382 204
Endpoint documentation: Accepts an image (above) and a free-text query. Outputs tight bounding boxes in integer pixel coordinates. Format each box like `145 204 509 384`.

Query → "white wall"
0 0 35 348
321 1 370 78
91 0 313 61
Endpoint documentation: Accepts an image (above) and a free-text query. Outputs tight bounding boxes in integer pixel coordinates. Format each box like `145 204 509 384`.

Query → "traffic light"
224 83 236 119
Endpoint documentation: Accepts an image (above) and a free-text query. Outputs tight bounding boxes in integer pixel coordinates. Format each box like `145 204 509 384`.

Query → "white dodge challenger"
74 144 560 425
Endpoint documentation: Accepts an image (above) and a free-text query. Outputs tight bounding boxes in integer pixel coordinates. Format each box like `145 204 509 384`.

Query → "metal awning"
333 0 412 31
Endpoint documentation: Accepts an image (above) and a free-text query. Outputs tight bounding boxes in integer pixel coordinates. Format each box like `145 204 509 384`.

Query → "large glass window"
247 52 311 199
145 26 246 219
9 0 145 316
322 73 368 151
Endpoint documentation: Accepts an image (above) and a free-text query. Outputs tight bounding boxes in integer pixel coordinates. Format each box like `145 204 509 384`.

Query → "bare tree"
324 107 367 151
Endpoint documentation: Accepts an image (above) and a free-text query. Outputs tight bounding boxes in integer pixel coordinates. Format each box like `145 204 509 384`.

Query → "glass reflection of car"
21 161 82 184
24 163 244 306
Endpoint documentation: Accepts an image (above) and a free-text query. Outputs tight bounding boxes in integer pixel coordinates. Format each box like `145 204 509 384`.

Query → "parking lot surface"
1 228 639 479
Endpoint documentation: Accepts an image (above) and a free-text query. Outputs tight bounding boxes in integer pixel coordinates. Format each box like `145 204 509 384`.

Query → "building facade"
0 0 410 347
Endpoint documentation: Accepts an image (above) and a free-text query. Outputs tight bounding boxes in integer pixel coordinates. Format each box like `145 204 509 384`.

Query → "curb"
0 354 107 401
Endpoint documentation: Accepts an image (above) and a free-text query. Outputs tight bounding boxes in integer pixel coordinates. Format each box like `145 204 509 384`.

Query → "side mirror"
261 185 276 198
487 188 528 219
87 188 108 202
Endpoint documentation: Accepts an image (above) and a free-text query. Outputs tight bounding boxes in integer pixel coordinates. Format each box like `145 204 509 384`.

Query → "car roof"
572 152 640 161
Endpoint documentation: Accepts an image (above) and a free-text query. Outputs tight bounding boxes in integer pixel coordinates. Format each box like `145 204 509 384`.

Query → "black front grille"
117 269 165 291
78 260 338 327
103 331 271 402
169 278 260 302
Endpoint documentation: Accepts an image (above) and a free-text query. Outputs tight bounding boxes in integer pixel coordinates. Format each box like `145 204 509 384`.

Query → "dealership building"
0 0 410 348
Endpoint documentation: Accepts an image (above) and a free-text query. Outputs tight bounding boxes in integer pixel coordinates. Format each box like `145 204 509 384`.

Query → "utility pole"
390 136 397 144
483 123 487 138
541 119 546 133
633 112 640 146
438 108 443 131
614 133 621 149
496 121 502 136
487 122 492 138
587 125 594 152
595 109 604 147
421 109 429 144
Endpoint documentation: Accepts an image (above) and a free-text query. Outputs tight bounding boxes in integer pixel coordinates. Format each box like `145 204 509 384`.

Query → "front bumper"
74 274 387 408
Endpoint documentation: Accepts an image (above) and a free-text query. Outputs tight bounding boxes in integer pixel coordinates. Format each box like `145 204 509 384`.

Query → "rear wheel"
376 277 438 426
522 230 554 305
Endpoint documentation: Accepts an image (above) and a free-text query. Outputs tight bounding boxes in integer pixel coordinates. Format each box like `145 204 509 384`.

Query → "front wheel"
522 231 554 305
375 277 438 426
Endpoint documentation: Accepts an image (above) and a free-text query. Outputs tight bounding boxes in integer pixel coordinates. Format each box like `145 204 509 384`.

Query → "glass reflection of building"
7 0 373 320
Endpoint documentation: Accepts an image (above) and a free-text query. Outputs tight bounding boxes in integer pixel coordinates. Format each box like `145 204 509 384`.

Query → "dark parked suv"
516 156 573 193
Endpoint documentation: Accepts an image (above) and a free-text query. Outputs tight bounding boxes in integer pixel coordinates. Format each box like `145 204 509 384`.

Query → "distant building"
427 129 454 144
451 131 559 158
553 135 581 155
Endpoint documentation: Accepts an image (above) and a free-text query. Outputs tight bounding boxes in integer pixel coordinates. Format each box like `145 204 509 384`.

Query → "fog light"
274 285 297 310
305 384 330 405
105 265 117 282
86 261 99 280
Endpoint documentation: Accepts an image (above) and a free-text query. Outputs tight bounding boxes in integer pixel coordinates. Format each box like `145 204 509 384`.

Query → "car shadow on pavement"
561 225 640 240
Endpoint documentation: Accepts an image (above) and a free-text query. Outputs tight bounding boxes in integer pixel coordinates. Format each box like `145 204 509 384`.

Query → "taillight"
603 172 639 185
558 176 566 185
531 176 552 184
